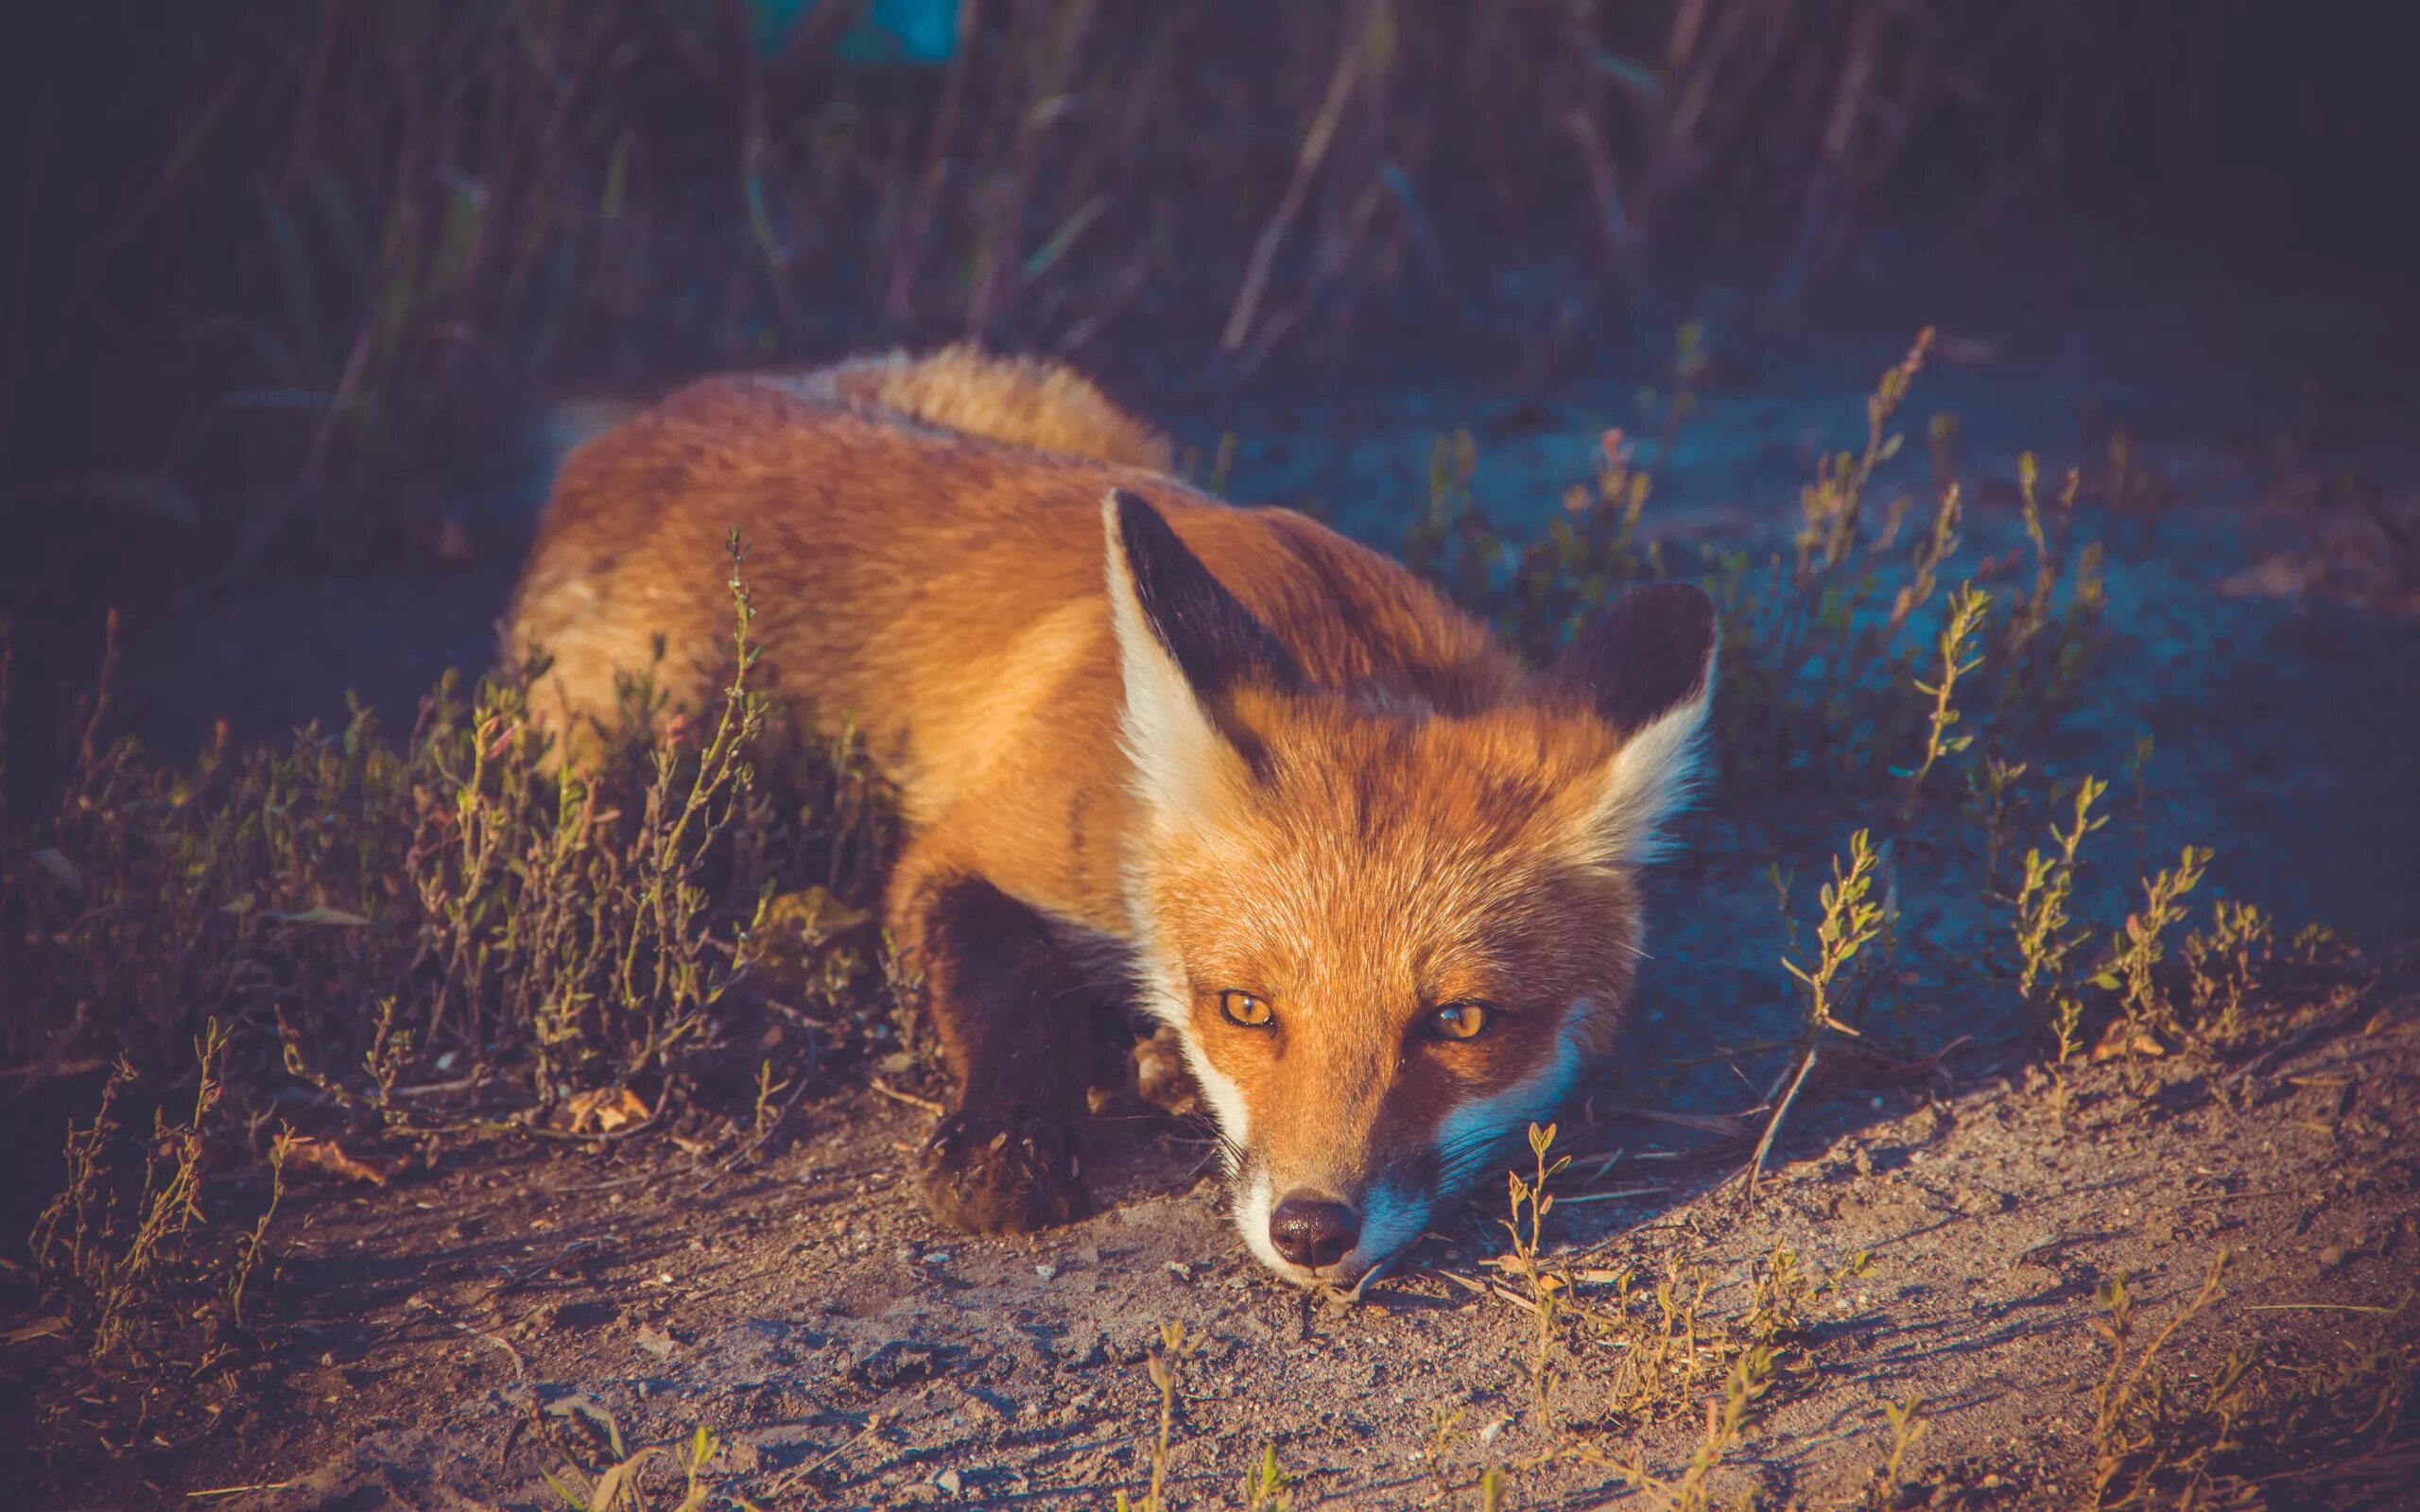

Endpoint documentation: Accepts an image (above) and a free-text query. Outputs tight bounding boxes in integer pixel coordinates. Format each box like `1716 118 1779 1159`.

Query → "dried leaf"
1 1315 69 1347
285 1136 405 1185
585 1450 665 1512
551 1087 651 1135
1601 1105 1754 1142
544 1394 627 1459
2090 1021 2167 1062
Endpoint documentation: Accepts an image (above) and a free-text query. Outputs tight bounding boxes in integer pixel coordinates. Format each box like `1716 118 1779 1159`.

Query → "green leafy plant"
2013 776 2110 1059
1895 580 1989 815
1501 1122 1574 1424
2094 845 2214 1062
1849 1395 1929 1511
2083 1251 2232 1511
1116 1321 1202 1512
1745 830 1887 1193
1237 1443 1294 1512
2179 901 2275 1051
1964 752 2028 897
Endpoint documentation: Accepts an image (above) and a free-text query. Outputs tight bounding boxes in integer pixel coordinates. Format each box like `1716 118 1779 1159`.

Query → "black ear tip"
1108 488 1168 554
1628 579 1714 620
1546 579 1719 733
1596 581 1717 663
1102 486 1302 698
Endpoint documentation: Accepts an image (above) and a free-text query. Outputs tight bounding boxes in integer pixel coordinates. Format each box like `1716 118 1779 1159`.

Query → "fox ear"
1541 582 1719 864
1101 490 1299 823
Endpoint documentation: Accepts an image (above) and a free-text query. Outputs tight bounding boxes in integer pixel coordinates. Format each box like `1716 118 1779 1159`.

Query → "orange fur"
509 361 1506 935
507 349 1711 1280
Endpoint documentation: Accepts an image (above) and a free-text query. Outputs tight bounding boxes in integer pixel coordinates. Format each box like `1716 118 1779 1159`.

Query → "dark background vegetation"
4 1 2413 597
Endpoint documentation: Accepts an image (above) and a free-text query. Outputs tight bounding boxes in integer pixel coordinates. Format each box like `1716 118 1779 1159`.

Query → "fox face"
1102 491 1718 1286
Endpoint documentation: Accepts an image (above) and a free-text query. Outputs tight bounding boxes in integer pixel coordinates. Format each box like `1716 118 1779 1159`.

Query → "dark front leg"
891 867 1104 1233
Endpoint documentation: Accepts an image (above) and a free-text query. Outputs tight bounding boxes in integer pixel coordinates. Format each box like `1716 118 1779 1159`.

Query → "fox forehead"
1138 703 1644 1013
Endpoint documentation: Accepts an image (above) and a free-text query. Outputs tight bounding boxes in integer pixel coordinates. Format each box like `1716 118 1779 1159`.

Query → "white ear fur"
1582 638 1717 865
1101 495 1248 827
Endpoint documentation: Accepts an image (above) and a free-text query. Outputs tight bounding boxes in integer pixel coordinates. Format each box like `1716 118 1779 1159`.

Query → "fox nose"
1270 1193 1361 1270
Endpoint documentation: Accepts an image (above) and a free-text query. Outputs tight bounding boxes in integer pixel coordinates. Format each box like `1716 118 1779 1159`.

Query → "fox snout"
1234 1161 1420 1284
1268 1192 1360 1270
1234 1153 1452 1285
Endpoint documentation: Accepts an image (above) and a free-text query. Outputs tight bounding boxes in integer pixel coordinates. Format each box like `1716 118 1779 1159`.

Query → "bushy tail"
785 344 1172 472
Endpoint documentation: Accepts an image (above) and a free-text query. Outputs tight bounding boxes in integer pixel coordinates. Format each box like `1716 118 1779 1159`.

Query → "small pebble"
1034 1263 1059 1280
925 1250 953 1265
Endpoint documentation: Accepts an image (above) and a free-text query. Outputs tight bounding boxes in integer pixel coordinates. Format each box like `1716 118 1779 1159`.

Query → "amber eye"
1428 1002 1494 1041
1219 990 1274 1029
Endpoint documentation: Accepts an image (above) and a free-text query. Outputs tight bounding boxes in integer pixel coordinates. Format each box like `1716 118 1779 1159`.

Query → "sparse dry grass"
29 1024 284 1372
3 541 897 1130
2071 1249 2417 1511
530 1404 761 1512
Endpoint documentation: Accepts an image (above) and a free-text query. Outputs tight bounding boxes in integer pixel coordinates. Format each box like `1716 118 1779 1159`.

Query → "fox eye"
1427 1001 1494 1041
1219 990 1274 1029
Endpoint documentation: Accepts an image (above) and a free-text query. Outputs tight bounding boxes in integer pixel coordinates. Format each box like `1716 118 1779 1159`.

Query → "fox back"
507 347 1716 1284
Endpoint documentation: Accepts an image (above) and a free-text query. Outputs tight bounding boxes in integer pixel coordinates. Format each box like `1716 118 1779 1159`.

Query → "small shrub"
0 540 899 1135
2094 846 2215 1062
1501 1123 1575 1425
1745 829 1889 1192
1894 580 1989 816
2014 776 2111 1059
29 1022 289 1382
1115 1321 1202 1512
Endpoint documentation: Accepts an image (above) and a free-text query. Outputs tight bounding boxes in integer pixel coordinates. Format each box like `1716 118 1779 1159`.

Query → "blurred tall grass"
7 0 2360 566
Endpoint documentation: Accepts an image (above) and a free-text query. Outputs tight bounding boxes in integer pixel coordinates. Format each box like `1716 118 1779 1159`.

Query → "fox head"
1101 490 1717 1287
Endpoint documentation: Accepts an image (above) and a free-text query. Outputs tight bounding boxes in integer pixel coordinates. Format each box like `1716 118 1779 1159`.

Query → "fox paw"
917 1104 1084 1233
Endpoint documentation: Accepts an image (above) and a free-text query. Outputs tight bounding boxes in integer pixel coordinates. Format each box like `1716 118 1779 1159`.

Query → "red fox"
507 346 1716 1286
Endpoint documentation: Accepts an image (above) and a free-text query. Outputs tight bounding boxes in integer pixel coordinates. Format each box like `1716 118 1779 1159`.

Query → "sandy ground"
132 1014 2416 1511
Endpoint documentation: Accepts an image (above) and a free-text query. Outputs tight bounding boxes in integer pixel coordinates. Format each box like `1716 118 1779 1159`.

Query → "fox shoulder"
768 344 1173 472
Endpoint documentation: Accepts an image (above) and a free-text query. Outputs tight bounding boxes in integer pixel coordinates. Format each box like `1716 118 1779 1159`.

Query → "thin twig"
1741 1044 1822 1197
1219 3 1372 354
869 1077 945 1117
